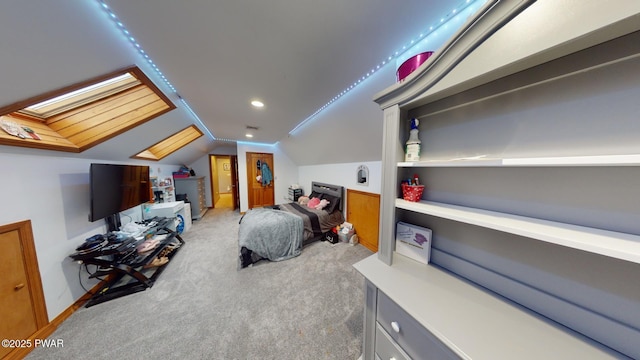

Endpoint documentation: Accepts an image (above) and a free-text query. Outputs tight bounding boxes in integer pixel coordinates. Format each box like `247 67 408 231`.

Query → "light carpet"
27 207 372 360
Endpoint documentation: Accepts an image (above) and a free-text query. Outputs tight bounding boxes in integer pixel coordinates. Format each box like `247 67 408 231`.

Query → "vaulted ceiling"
0 0 481 165
103 0 474 144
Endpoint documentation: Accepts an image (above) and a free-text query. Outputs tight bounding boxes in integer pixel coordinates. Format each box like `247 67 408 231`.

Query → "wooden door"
246 152 274 209
0 220 48 359
230 155 239 210
346 189 380 253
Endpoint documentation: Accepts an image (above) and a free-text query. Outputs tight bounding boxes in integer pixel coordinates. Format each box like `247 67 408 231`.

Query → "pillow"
315 199 330 210
309 190 321 199
321 194 340 213
307 197 320 209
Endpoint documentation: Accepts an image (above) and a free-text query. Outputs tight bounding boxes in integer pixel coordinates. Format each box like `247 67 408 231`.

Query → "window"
0 66 175 152
132 125 203 161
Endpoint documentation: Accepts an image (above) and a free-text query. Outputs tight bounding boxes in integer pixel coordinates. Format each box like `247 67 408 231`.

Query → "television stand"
70 217 184 307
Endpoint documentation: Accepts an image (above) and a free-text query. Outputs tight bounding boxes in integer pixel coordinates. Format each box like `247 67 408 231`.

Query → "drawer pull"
391 321 401 333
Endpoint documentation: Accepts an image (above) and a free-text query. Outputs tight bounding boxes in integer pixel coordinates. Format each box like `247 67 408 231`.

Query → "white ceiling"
0 0 479 165
104 0 469 144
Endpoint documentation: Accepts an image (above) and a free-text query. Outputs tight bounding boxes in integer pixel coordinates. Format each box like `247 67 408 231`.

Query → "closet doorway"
209 155 239 210
246 152 274 209
0 220 48 359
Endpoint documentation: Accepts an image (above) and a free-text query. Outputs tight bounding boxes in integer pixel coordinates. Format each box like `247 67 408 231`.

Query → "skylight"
132 125 204 161
20 73 141 120
0 66 175 153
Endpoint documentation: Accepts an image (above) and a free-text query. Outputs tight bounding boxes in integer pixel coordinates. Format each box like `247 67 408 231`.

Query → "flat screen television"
89 163 151 230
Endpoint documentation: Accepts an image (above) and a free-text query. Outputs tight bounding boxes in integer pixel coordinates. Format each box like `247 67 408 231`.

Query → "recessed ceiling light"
245 133 254 138
251 100 264 108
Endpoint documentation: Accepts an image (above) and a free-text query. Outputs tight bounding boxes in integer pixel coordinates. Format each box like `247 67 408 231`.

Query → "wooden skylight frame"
0 66 175 153
132 125 203 161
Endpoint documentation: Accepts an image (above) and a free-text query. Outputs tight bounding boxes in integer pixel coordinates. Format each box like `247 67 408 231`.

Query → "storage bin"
338 229 355 243
401 184 424 202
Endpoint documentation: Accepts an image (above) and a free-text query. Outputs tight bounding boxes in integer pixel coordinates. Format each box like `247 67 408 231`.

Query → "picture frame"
223 162 230 171
395 222 432 264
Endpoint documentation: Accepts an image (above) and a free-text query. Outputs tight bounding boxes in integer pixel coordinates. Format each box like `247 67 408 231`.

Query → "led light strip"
99 0 484 144
289 0 485 135
237 141 276 147
97 0 217 141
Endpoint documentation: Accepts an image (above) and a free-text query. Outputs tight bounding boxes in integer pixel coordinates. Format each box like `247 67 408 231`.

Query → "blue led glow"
289 0 487 135
237 141 276 147
97 0 216 141
179 98 215 140
98 0 485 144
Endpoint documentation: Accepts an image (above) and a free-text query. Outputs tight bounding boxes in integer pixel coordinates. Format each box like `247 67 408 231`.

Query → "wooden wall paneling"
346 189 380 252
0 115 78 152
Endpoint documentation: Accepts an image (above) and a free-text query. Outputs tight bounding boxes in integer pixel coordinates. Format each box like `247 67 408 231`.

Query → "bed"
238 182 345 268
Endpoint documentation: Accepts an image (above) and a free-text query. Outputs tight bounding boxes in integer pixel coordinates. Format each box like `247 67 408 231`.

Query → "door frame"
209 154 239 210
0 220 48 358
246 152 275 209
230 155 239 210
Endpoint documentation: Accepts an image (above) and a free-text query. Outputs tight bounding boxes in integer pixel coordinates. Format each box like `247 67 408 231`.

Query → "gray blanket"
238 208 304 263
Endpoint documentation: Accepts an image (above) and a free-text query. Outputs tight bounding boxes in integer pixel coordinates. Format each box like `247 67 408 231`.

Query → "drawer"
377 291 460 360
376 323 410 360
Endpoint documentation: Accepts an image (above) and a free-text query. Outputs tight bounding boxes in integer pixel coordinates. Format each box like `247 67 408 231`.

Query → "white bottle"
405 118 421 162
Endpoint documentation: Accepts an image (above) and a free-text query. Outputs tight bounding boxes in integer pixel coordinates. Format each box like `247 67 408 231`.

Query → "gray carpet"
27 207 372 360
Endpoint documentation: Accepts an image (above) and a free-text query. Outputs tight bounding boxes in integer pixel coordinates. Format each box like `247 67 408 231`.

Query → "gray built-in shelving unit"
354 1 640 359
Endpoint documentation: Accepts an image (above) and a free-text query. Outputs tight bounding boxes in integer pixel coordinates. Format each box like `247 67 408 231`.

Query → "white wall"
217 157 232 193
188 145 238 208
0 150 180 321
236 142 298 212
298 161 381 195
298 161 381 212
277 65 390 167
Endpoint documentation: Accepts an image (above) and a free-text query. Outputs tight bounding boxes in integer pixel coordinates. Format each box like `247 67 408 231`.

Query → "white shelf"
395 199 640 264
398 157 502 167
398 154 640 167
503 154 640 166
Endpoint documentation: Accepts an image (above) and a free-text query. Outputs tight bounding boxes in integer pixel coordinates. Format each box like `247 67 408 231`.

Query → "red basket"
401 184 424 202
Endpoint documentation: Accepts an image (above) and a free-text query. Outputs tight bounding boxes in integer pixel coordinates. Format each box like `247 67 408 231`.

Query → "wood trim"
209 155 216 209
0 220 48 328
0 220 46 360
0 66 176 154
0 220 112 360
131 125 203 161
246 153 254 209
0 115 79 152
346 189 380 253
245 152 275 209
0 66 173 116
2 279 110 360
230 155 239 211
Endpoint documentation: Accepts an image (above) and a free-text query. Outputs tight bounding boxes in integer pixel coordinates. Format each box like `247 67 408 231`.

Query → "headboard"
311 182 344 212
